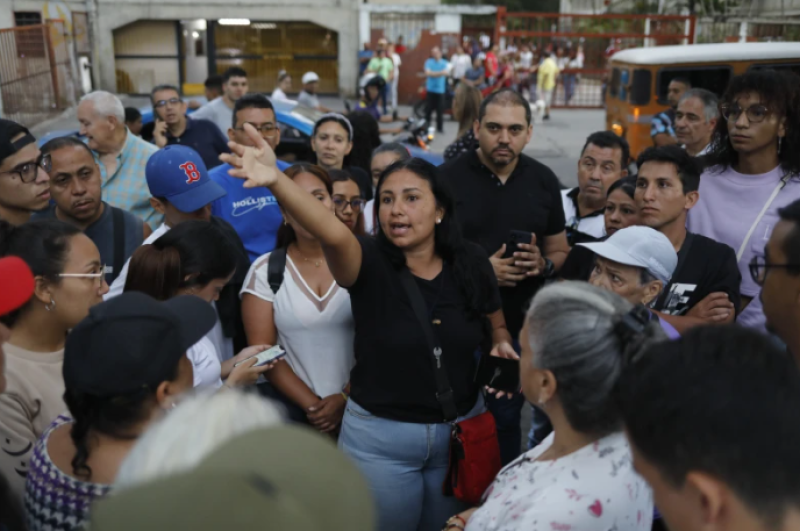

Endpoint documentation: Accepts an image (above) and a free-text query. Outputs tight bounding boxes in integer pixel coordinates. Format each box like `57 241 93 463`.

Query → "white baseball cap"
302 72 320 84
578 226 678 284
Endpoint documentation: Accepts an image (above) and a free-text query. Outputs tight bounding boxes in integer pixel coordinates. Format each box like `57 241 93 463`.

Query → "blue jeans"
485 392 525 465
339 397 484 531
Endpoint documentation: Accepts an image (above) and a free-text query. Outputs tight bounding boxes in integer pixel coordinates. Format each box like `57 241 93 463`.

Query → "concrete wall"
96 0 360 96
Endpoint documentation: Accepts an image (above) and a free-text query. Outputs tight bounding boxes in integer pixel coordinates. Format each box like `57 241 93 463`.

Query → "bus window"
610 68 622 98
630 69 652 106
619 69 630 101
656 67 732 104
750 63 800 77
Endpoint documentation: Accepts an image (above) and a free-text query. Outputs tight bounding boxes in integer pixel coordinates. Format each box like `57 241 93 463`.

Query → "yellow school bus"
606 42 800 159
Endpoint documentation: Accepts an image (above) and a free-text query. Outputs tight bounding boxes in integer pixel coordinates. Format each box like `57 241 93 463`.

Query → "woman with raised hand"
223 124 515 531
0 219 108 501
241 164 355 433
124 221 273 391
446 282 658 531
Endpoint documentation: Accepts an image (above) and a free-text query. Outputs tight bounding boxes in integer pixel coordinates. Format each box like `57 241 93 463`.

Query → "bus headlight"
611 122 624 137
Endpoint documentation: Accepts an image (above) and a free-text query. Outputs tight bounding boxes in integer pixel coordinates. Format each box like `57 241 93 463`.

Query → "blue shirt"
425 58 449 94
209 160 290 262
165 117 230 170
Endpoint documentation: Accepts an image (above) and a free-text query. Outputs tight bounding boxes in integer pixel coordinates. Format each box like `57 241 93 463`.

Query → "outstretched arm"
220 125 362 287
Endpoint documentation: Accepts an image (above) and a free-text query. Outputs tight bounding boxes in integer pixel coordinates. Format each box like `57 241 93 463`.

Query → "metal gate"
494 7 695 108
0 21 78 126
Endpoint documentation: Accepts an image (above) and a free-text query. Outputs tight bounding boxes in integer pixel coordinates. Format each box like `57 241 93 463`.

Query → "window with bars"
13 12 45 58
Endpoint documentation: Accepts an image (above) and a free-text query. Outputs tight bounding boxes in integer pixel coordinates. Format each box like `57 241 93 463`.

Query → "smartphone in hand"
234 345 286 368
503 230 533 258
475 354 520 393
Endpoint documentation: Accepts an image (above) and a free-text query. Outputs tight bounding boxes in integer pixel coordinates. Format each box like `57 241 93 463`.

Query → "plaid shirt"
95 130 162 228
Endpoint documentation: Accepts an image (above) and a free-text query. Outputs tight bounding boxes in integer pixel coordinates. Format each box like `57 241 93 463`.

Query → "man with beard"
440 88 570 465
34 136 150 284
151 84 229 170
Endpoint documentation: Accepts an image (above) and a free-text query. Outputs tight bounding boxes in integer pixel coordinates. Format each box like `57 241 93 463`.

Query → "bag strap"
399 267 459 422
736 174 791 262
268 247 287 294
111 207 125 281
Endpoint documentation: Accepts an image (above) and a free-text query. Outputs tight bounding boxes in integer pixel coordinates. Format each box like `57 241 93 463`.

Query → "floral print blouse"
466 431 653 531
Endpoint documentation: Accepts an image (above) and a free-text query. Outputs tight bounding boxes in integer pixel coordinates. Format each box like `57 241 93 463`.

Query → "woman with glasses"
688 69 800 333
0 219 108 501
330 169 366 235
241 164 355 434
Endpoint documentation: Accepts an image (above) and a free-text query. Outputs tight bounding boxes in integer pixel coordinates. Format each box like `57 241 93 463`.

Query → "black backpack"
267 246 287 294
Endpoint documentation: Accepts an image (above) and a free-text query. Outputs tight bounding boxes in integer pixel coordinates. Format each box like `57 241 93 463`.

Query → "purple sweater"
687 164 800 332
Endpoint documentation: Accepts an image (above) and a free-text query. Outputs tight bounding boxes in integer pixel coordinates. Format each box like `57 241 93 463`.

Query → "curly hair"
704 69 800 176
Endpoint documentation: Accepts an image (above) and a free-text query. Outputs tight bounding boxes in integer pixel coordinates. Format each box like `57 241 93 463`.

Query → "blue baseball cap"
146 145 226 213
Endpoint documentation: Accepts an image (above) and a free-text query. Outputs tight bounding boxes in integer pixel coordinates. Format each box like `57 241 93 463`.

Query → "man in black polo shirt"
151 84 230 169
562 131 629 245
440 88 570 464
636 146 741 334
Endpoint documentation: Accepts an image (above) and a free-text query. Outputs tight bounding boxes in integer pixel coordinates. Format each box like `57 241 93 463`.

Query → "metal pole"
85 0 101 91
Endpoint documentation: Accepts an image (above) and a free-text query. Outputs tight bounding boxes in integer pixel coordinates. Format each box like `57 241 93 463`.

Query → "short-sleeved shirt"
297 91 320 109
354 99 381 122
367 57 394 80
33 202 145 284
466 431 653 531
187 336 224 391
440 151 566 336
651 108 676 139
561 187 605 246
465 66 485 83
94 130 160 227
241 251 355 398
163 117 230 169
425 58 449 94
209 161 289 262
688 165 800 331
348 237 501 424
25 416 112 531
651 233 742 317
190 97 234 136
537 57 560 91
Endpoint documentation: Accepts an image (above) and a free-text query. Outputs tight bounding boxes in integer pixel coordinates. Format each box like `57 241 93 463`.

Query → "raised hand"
220 123 280 189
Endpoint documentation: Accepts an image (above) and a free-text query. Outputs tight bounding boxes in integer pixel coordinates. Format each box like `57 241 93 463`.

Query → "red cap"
0 256 35 316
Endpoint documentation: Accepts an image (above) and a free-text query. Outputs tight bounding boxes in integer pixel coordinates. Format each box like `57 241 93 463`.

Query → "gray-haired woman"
447 282 661 531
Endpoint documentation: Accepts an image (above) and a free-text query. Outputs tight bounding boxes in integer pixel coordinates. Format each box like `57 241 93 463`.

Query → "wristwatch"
542 257 555 278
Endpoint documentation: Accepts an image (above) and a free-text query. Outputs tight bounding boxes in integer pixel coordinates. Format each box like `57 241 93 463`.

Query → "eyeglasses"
333 198 366 212
235 123 278 137
749 256 800 286
154 98 183 108
0 153 51 183
720 103 770 123
58 265 106 286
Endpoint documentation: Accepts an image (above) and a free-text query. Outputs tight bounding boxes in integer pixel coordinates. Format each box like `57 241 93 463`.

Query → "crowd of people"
0 46 799 531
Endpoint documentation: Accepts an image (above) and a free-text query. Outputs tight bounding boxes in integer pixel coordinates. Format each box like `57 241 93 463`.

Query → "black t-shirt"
348 236 501 424
653 232 742 316
440 150 566 336
559 242 598 281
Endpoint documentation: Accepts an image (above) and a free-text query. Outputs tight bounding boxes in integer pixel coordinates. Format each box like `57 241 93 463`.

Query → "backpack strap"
111 207 125 282
267 247 288 294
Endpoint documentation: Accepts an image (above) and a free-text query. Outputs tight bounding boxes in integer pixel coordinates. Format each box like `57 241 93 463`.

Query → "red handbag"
399 268 502 505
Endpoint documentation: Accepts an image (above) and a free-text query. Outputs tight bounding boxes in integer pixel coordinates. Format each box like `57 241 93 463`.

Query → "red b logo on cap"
180 162 201 184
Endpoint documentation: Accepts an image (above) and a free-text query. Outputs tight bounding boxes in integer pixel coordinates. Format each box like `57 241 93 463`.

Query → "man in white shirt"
191 67 249 135
675 88 719 157
562 131 630 245
298 72 331 112
449 45 473 84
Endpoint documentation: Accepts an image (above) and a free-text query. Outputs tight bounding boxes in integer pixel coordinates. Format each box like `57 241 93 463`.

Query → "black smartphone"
475 355 520 393
503 230 533 258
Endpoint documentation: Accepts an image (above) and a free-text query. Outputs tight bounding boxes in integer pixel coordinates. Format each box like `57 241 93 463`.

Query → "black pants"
425 91 445 133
